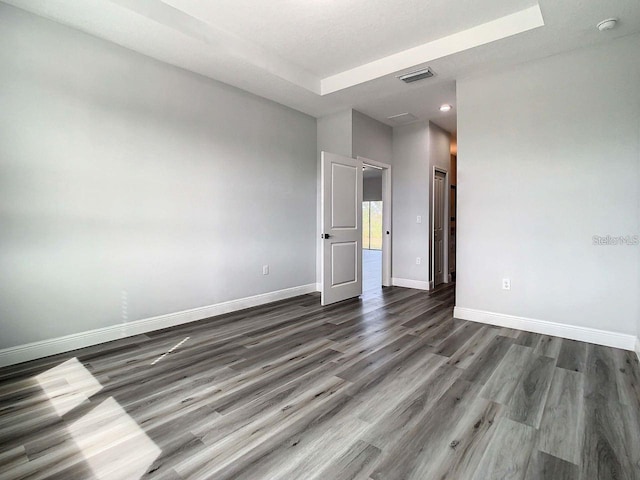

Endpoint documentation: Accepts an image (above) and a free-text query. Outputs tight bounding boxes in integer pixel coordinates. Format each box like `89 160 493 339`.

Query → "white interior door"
321 152 363 306
433 170 446 286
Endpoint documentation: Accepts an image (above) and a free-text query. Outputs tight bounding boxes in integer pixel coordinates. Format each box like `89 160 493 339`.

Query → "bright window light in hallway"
363 201 383 250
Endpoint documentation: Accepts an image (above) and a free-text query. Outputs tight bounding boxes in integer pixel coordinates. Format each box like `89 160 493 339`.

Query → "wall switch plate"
416 257 421 265
502 278 511 290
263 265 269 275
416 215 422 224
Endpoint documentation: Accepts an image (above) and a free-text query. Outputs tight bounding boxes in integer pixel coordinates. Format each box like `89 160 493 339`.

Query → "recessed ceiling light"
597 18 618 31
440 104 453 112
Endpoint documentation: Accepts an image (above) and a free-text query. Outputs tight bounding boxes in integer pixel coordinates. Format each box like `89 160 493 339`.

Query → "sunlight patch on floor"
35 357 103 416
69 397 161 480
34 357 161 479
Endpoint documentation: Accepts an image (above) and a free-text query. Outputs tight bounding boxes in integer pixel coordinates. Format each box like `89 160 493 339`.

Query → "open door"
321 152 363 306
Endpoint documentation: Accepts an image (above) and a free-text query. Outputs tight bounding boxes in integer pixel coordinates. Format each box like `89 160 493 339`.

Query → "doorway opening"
432 168 447 288
319 151 391 306
449 151 457 283
362 199 383 292
359 157 392 294
432 150 457 289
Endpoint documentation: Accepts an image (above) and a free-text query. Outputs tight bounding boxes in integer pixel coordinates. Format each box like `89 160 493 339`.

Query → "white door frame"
431 166 449 286
357 156 392 287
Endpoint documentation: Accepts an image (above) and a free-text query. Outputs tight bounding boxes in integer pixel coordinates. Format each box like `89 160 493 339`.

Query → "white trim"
635 337 640 363
357 156 392 288
453 306 637 351
357 156 389 170
0 284 317 368
321 6 545 94
392 277 431 291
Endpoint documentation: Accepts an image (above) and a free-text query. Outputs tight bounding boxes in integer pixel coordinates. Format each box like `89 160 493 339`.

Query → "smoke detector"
397 68 435 84
597 18 618 31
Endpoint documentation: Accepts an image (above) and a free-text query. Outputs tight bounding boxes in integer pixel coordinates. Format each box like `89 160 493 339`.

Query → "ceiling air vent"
387 113 417 125
396 67 435 84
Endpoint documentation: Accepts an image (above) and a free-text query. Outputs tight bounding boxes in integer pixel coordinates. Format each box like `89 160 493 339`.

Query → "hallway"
363 249 382 294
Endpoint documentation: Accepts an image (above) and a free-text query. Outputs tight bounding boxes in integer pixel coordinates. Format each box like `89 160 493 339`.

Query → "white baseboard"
635 337 640 363
391 277 431 291
0 283 317 368
453 306 637 351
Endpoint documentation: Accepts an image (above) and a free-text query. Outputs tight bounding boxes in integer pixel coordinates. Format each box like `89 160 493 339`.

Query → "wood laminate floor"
1 285 639 480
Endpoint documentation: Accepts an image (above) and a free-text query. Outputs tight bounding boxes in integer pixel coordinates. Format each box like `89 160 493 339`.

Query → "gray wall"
456 34 640 336
316 109 391 283
0 4 317 349
322 111 450 287
391 122 431 283
353 110 393 164
428 123 452 174
427 122 452 278
391 121 451 284
316 108 391 164
317 110 353 160
316 110 353 284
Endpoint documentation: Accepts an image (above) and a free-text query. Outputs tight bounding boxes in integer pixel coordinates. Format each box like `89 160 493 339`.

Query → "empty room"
1 1 639 479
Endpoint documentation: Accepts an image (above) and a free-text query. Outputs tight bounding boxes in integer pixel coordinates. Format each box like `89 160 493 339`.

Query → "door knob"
321 233 332 239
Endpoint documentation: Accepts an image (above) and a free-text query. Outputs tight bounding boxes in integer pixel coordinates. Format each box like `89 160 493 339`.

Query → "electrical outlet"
416 257 421 265
416 215 422 224
502 278 511 290
263 265 269 275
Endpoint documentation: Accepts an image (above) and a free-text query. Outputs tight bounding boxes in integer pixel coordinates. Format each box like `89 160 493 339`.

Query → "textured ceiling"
4 0 640 133
161 0 538 77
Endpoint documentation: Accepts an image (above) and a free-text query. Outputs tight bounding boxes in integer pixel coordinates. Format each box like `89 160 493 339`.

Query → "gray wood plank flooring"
1 283 639 479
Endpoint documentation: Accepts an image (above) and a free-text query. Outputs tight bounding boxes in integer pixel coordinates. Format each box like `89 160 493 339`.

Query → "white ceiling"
5 0 640 133
162 0 538 78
